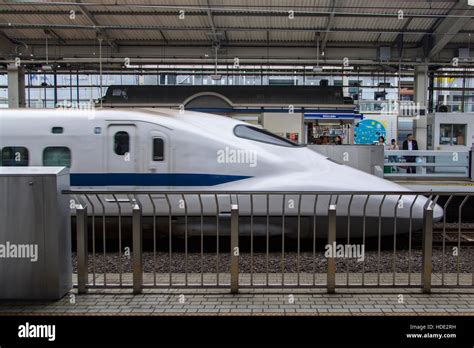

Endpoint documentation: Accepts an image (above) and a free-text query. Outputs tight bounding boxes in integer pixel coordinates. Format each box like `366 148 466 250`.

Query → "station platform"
1 273 473 316
392 179 474 192
0 288 473 316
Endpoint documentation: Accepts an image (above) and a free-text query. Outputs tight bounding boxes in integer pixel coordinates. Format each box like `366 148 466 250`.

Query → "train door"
147 130 169 174
107 124 138 173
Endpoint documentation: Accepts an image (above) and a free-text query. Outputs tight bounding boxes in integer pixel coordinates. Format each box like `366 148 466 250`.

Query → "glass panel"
1 147 29 166
43 147 71 167
439 124 453 145
452 124 466 145
153 138 164 161
114 131 129 155
234 125 300 147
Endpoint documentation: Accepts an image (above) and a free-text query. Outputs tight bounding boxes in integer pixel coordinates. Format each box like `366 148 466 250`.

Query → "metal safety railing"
64 190 474 294
384 150 471 178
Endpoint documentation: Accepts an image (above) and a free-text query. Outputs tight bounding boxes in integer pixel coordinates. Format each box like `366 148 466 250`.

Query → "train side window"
234 125 302 147
114 131 129 155
153 138 164 161
1 146 29 166
51 127 63 134
112 88 123 96
43 147 71 168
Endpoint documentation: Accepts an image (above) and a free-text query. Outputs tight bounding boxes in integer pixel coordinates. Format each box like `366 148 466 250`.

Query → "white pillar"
413 64 428 149
342 72 349 97
7 63 25 108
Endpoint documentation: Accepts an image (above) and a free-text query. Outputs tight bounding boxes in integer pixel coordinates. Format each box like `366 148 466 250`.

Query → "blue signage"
304 113 363 119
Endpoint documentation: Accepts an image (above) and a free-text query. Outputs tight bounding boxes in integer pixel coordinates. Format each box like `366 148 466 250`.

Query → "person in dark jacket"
402 133 418 174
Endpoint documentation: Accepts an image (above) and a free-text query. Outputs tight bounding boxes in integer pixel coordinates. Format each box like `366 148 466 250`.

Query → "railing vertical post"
470 147 473 181
132 203 143 294
421 206 433 293
230 204 239 294
421 156 426 176
76 205 88 294
327 204 337 294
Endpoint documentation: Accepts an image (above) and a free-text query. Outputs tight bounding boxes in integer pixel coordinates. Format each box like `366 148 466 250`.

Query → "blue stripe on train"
70 173 252 186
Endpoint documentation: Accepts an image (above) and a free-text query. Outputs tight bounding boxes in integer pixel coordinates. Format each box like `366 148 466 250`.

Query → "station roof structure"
0 0 473 69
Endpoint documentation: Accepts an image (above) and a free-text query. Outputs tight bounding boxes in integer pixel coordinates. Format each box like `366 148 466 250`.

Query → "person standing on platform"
402 133 418 174
388 139 399 172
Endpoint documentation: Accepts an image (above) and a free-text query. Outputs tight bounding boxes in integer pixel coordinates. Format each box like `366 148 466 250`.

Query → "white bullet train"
0 108 442 237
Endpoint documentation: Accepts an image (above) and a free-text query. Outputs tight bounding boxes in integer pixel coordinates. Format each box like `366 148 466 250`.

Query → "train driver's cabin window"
1 146 29 166
43 147 72 168
114 131 130 155
153 138 164 161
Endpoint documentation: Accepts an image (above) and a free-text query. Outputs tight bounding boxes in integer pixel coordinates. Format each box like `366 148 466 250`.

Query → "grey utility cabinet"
0 167 72 300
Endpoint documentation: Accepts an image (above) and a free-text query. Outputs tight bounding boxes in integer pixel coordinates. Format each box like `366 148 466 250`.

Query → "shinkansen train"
0 108 442 237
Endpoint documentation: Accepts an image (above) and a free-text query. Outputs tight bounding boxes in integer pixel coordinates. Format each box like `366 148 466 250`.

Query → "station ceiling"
0 0 473 69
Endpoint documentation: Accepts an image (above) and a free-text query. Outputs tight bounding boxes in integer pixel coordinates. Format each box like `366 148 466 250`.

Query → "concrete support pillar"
7 63 26 108
342 72 349 97
413 64 428 149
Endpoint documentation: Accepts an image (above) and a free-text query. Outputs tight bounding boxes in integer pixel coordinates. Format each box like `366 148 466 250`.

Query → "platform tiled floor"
0 273 473 316
77 272 474 287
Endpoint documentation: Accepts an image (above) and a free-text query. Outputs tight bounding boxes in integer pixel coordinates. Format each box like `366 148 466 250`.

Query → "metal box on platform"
0 167 71 300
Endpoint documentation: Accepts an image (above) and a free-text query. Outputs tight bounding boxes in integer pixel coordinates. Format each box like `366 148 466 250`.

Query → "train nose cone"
433 203 444 221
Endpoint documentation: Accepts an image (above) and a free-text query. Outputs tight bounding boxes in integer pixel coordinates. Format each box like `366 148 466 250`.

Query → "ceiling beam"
394 17 413 58
12 40 425 49
158 30 168 44
76 0 118 51
395 17 413 43
44 29 66 45
0 7 467 19
321 0 337 52
6 43 469 66
205 0 224 44
0 31 15 57
1 22 472 36
427 0 473 58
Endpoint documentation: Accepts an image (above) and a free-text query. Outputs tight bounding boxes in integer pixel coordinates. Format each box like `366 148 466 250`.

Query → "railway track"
432 229 474 245
410 223 474 246
433 223 474 244
407 223 474 246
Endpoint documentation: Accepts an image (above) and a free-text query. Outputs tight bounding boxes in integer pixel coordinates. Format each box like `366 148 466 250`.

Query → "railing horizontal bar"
385 174 468 177
383 163 468 167
64 190 474 195
76 284 474 290
385 151 470 155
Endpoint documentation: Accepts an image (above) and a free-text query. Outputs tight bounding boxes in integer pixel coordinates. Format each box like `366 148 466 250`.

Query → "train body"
0 108 442 237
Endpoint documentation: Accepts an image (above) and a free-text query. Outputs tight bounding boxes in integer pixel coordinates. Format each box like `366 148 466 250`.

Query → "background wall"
262 112 304 143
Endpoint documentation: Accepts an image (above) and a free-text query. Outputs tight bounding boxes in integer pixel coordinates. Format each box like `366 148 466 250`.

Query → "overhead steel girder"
0 31 15 57
1 46 471 67
427 0 473 58
0 22 472 36
76 0 118 51
321 0 338 52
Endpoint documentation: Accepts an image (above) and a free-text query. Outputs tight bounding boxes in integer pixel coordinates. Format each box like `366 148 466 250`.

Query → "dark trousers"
405 157 416 174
